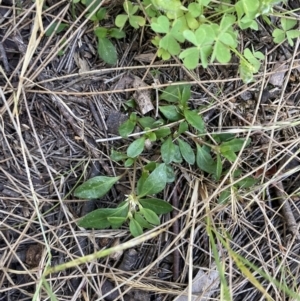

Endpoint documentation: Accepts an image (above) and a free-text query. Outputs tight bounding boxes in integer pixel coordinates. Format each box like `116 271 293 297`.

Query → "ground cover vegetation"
1 0 300 300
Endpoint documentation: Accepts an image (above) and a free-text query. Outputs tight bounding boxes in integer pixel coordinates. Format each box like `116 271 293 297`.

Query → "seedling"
272 17 300 46
75 84 256 236
74 163 172 237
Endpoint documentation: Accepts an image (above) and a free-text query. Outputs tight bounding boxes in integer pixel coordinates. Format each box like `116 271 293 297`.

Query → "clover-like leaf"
115 14 128 28
151 15 170 33
74 176 120 199
129 15 145 29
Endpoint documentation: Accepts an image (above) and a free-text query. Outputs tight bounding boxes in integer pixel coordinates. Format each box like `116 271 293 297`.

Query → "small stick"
273 180 300 241
172 185 180 282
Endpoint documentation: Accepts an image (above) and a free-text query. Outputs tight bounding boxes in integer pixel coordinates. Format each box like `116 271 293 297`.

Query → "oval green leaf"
184 109 205 133
129 218 143 237
138 163 167 197
140 208 160 225
97 37 117 65
196 144 217 175
134 212 152 229
119 119 135 137
74 176 120 199
161 136 176 164
139 198 172 214
78 208 117 229
159 105 182 121
178 138 195 165
127 137 145 158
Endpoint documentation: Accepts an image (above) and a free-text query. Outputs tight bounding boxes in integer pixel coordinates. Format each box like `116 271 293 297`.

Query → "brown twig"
172 184 180 282
273 179 300 241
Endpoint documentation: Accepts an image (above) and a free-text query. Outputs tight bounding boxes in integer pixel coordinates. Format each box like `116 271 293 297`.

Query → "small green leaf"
184 109 205 133
173 144 183 163
221 150 237 162
161 136 176 164
78 208 117 229
97 37 118 65
180 85 191 107
94 27 107 39
109 28 126 39
45 22 69 36
138 117 156 128
140 198 172 214
107 217 127 226
273 28 285 44
218 189 231 204
111 149 128 161
215 154 222 181
160 35 181 55
178 121 188 134
137 170 149 196
286 30 300 46
151 15 170 33
281 17 297 31
119 119 136 137
155 127 171 139
125 158 135 167
127 137 145 158
166 164 176 183
220 138 251 153
115 14 128 28
235 177 258 188
196 144 217 174
129 218 143 237
134 212 152 229
159 105 182 121
129 15 145 28
160 85 180 102
178 138 195 164
74 176 120 199
140 208 160 225
179 47 200 69
96 8 106 21
138 163 167 197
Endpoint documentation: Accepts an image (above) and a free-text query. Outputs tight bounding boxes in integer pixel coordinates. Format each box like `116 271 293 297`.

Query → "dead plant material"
115 74 154 115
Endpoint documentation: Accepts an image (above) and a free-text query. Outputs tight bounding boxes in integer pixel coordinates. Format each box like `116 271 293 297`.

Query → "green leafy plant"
75 84 256 236
110 0 298 82
115 0 146 29
74 163 172 237
272 17 300 46
72 1 125 64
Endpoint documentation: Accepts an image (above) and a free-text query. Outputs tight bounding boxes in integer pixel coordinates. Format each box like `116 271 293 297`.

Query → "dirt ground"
1 0 300 300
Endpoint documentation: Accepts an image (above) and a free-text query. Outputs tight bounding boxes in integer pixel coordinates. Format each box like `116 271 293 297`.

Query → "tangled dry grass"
1 0 300 300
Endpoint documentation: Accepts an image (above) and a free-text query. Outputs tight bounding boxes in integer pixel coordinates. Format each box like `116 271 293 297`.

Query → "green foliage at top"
68 0 300 81
114 0 298 83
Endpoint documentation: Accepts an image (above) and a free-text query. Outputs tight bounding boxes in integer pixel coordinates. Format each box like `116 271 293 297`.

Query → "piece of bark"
132 76 154 115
